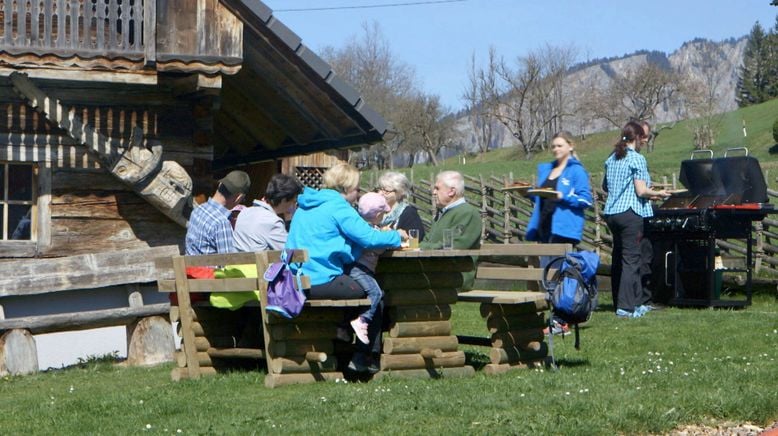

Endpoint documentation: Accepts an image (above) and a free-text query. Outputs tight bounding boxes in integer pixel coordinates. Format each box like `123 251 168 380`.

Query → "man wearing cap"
185 170 251 255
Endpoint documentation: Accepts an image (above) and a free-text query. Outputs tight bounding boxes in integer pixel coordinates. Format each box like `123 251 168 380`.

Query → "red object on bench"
169 266 215 305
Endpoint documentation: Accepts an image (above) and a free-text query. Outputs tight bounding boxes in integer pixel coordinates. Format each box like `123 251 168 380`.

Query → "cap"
358 192 391 220
219 170 251 195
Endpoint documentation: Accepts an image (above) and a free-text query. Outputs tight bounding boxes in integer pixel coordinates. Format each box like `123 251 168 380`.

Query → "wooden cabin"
0 0 386 372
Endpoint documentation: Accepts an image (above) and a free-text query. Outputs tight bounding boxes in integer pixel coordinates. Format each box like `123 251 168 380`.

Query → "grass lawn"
1 293 777 435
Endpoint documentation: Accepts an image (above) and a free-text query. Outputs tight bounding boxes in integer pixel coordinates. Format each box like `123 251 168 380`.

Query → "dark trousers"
307 274 383 355
639 234 654 305
606 210 646 312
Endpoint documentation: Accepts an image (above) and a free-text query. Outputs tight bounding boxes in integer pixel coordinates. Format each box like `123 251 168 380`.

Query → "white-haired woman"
376 171 425 242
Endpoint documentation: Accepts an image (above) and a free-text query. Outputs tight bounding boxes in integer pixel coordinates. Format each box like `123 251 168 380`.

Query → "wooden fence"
0 245 178 375
362 172 778 277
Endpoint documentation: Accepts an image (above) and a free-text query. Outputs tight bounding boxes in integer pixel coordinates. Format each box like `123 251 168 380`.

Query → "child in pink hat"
348 192 392 347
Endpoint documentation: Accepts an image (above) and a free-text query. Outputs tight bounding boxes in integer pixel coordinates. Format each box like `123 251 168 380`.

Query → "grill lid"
677 155 767 204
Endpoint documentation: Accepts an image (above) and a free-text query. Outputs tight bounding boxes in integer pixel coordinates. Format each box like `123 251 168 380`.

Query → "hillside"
453 37 748 153
381 98 778 189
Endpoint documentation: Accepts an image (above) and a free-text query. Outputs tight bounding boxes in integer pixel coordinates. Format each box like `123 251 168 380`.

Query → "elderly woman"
286 163 405 373
376 171 425 242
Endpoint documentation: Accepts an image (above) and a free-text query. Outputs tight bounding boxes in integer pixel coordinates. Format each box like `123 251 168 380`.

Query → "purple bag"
263 249 307 318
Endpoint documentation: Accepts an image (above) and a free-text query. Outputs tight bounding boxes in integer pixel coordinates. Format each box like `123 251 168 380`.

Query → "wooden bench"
157 250 370 388
456 243 572 375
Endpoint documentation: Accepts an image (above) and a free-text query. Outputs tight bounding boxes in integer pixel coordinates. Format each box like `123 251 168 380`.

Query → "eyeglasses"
376 187 395 194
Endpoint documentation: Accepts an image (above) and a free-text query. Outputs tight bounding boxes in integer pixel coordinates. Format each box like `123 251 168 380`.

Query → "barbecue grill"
645 148 775 307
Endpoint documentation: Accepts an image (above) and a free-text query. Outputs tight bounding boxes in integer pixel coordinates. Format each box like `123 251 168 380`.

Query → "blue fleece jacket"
286 187 401 286
526 158 593 243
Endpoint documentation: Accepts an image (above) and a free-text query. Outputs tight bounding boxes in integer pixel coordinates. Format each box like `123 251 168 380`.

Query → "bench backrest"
475 243 572 290
157 250 310 296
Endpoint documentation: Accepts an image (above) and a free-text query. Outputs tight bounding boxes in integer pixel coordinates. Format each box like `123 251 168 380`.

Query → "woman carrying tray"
526 131 593 246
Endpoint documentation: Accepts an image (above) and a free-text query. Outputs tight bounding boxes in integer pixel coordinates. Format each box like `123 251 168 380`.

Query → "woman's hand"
397 229 409 241
649 189 671 200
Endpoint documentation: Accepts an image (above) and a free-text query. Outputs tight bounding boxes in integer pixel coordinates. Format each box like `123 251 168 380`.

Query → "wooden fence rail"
362 171 778 277
0 245 178 376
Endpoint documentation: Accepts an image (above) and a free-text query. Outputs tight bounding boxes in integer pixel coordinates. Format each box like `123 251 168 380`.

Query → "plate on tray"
526 188 559 199
502 182 532 193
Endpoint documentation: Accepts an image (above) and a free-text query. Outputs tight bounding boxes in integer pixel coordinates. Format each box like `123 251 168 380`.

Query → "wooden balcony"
0 0 154 63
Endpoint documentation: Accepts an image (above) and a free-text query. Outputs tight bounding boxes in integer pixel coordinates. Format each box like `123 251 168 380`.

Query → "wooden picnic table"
377 244 569 377
374 248 482 379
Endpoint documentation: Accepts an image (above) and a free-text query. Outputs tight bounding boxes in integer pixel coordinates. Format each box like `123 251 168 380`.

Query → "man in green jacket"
421 171 482 289
421 170 482 250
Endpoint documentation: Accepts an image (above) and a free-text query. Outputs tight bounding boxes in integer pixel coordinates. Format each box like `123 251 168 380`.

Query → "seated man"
420 170 482 250
420 171 482 290
185 170 251 255
233 174 304 252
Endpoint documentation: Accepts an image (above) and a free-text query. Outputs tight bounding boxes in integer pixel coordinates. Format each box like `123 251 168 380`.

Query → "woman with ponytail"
603 121 669 318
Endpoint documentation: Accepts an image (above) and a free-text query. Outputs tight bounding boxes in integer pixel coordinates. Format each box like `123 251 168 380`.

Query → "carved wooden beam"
9 72 192 227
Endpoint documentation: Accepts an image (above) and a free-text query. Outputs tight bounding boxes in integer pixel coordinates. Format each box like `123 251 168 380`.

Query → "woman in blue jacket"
526 131 593 246
286 163 405 373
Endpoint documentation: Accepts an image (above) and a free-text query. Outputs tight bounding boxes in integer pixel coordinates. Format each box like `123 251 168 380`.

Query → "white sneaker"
350 317 369 344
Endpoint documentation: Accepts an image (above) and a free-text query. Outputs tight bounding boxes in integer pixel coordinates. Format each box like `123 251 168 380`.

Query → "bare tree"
682 41 728 150
587 61 685 129
321 22 419 168
463 51 496 157
405 93 454 166
475 44 576 158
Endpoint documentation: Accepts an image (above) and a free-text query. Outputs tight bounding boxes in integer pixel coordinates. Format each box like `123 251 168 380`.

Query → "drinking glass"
408 229 420 249
442 228 455 250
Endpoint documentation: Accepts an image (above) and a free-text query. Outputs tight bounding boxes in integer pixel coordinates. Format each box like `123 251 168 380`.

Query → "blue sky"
262 0 778 111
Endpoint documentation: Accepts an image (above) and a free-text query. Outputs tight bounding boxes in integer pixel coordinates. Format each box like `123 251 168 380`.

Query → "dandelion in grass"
145 424 151 430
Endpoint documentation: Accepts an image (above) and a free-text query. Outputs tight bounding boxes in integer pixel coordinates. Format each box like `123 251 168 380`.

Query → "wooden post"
479 174 488 243
0 329 39 376
503 174 511 243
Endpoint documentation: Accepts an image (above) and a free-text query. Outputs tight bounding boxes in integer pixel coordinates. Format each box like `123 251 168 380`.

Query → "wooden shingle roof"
213 0 387 168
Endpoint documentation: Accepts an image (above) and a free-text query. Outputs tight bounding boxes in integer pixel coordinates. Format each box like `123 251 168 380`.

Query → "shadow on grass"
464 350 490 371
548 356 590 369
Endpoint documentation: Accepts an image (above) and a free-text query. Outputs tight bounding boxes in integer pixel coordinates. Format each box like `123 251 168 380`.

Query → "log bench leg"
0 329 39 376
377 303 474 379
126 315 175 366
263 308 347 388
480 301 549 375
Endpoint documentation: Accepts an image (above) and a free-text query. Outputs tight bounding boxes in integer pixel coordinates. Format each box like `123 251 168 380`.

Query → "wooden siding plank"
0 245 180 296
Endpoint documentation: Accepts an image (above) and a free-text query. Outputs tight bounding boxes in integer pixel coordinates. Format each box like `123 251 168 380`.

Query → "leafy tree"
737 22 773 106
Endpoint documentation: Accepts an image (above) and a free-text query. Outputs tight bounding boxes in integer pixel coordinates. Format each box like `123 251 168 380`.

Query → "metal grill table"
644 149 776 307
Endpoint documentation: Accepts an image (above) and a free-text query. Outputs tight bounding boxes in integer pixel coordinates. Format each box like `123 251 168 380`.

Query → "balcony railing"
0 0 154 62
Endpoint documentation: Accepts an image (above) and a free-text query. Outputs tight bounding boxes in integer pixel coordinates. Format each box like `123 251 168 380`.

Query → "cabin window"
0 163 37 241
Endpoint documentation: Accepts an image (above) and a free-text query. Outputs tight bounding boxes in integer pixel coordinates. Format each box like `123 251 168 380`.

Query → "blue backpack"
263 249 307 319
542 251 599 352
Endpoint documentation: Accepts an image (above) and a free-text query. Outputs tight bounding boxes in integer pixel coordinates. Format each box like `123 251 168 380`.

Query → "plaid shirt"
185 198 236 255
603 149 654 218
